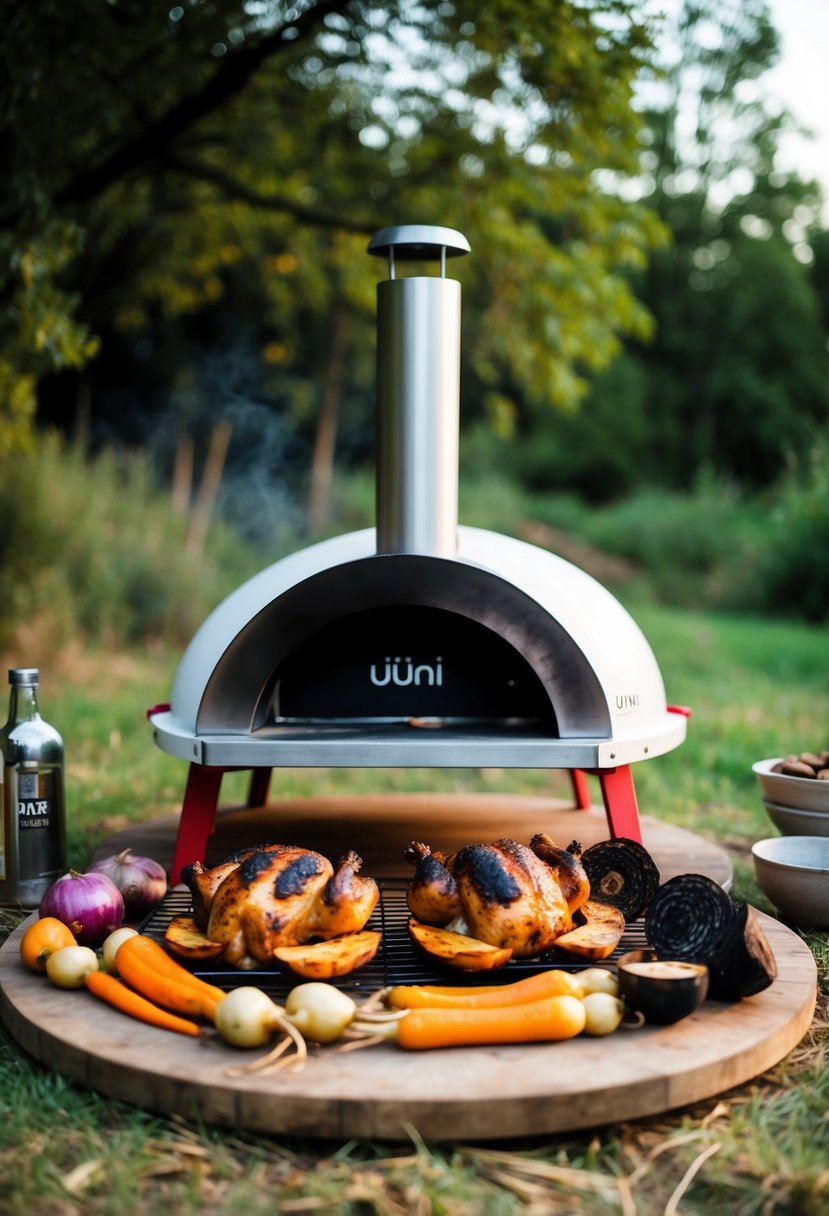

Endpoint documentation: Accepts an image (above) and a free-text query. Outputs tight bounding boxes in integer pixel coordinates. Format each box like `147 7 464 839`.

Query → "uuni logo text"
615 693 640 711
370 656 443 687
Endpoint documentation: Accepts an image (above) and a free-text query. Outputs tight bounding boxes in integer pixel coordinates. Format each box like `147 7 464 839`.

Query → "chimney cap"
367 225 470 261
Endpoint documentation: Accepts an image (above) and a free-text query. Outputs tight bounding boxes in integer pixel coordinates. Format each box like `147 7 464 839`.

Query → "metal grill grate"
142 883 650 1000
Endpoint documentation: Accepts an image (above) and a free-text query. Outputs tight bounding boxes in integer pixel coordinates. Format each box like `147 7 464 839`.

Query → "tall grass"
0 433 263 653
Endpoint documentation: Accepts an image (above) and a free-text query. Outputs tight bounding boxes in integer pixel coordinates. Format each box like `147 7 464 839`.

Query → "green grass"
631 606 829 855
1 604 828 1214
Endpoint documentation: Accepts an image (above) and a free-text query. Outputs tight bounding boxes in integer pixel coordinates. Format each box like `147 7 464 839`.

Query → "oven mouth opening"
253 716 554 738
264 716 545 727
251 604 560 736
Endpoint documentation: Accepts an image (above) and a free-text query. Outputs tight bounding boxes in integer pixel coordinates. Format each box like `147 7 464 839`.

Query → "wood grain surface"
89 793 735 887
0 910 815 1141
0 796 816 1141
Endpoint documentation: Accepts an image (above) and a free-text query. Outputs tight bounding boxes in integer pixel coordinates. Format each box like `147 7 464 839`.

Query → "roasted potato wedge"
273 929 382 979
552 900 625 961
408 917 513 971
164 915 227 962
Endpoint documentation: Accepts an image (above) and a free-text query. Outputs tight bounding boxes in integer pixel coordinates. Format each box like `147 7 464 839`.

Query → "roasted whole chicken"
405 834 590 958
181 843 379 969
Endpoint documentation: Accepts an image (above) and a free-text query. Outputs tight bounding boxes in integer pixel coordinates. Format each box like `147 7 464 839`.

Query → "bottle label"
9 767 63 883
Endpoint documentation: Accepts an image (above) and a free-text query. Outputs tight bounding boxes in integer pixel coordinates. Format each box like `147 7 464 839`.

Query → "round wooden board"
0 911 816 1142
0 797 816 1141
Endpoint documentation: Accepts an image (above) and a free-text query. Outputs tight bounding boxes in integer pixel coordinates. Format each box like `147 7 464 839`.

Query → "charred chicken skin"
182 844 379 969
405 836 589 959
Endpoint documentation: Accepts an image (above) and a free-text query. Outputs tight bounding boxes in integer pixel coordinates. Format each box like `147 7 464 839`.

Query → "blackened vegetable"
581 838 660 921
706 903 777 1000
645 874 735 965
644 874 777 1002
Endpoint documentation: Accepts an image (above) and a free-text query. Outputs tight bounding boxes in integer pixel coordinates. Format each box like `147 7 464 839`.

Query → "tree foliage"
633 0 829 486
1 0 664 475
504 0 829 498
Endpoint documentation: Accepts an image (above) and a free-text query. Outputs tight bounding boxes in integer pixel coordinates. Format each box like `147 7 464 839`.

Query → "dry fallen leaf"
61 1158 103 1194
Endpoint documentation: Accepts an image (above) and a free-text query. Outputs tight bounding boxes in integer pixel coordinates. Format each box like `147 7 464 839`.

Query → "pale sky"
640 0 829 228
765 0 829 207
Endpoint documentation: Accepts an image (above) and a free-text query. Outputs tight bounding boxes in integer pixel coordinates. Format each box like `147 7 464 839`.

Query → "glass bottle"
0 668 67 908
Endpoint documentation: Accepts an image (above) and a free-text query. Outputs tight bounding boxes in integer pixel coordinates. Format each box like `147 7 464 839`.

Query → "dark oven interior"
260 605 558 729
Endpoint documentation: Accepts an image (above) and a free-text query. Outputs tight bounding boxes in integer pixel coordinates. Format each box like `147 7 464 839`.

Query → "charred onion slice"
645 874 735 965
706 903 777 1001
580 838 660 921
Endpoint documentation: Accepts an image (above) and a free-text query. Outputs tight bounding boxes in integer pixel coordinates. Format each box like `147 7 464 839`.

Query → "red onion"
39 870 125 947
86 848 167 920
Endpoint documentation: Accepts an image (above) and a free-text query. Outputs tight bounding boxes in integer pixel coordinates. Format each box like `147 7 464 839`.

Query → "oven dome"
152 524 685 771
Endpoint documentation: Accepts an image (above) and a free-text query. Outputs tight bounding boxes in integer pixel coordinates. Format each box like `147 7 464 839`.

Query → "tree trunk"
172 433 194 514
309 300 349 534
186 420 232 555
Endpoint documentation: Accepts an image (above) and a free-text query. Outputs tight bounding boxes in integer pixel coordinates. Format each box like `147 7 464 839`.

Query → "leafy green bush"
571 472 769 610
757 441 829 623
457 460 770 612
0 433 263 649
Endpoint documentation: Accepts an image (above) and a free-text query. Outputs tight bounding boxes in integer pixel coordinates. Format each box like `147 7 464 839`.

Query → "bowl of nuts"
753 752 829 814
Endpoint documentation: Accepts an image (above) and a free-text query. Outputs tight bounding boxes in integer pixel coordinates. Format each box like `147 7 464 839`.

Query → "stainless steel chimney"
368 225 470 557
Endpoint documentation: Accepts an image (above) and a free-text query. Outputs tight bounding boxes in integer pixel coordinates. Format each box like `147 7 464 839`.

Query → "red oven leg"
170 764 225 885
597 765 643 843
247 767 272 808
569 769 593 810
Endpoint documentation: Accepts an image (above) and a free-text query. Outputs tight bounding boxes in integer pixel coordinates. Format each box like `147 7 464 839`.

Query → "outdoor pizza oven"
149 224 689 882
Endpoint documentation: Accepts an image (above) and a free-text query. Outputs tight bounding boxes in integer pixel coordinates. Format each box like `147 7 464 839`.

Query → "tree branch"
55 0 354 206
163 152 376 234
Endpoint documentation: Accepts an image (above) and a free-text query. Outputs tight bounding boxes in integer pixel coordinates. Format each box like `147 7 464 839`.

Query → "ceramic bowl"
753 758 829 813
763 799 829 838
616 949 709 1025
752 836 829 929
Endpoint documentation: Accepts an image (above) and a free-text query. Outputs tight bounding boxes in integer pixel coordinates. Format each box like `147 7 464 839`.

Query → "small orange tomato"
20 917 78 974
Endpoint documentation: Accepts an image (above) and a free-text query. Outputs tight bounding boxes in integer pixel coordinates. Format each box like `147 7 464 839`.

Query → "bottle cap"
9 668 39 687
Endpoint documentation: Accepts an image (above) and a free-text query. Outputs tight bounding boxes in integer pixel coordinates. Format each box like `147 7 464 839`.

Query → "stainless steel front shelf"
150 709 686 770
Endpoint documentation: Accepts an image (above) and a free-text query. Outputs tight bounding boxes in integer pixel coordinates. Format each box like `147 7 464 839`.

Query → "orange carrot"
85 971 202 1037
395 994 586 1050
117 934 225 1000
387 969 583 1010
115 940 223 1022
